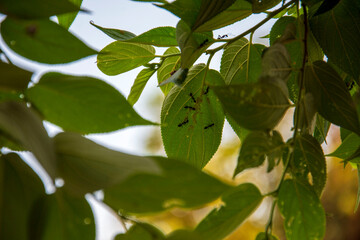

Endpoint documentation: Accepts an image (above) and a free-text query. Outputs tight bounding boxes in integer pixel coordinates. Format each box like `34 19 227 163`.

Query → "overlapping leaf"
128 68 156 106
161 64 225 169
104 156 231 214
57 0 83 29
255 232 279 240
1 18 96 64
125 27 178 47
304 61 360 135
115 222 165 240
213 76 290 131
54 132 161 196
90 21 136 41
29 189 95 240
157 47 181 95
261 43 291 81
0 101 57 179
328 132 360 163
220 38 264 85
194 183 263 240
310 0 360 82
26 72 154 134
0 153 45 240
278 179 325 240
97 41 155 76
0 62 32 91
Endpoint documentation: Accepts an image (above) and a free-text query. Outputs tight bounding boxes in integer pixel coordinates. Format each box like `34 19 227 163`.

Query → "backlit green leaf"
29 189 95 240
0 62 32 91
26 72 154 134
304 61 360 135
328 133 360 163
195 183 263 240
0 0 79 19
97 41 155 76
104 156 231 214
125 27 178 47
1 18 96 64
128 68 156 106
0 153 45 240
90 21 136 41
278 179 325 240
115 222 165 240
57 0 83 29
310 0 360 81
166 230 201 240
213 76 290 131
314 114 331 144
161 64 225 169
220 38 264 84
54 132 161 196
0 101 57 179
157 47 181 95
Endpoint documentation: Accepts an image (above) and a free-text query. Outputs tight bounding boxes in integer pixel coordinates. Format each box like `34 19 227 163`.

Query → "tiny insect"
199 39 209 48
189 93 196 103
347 81 355 90
26 25 37 37
170 70 177 76
178 118 189 127
184 106 196 111
217 34 228 39
204 86 209 95
204 123 214 129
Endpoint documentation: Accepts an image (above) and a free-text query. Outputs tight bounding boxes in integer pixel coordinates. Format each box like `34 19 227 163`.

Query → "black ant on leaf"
204 123 214 129
178 117 189 127
217 34 228 39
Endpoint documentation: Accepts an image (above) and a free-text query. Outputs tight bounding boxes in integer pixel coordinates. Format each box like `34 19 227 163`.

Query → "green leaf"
310 0 360 81
0 61 32 91
251 0 282 13
270 16 297 46
97 41 155 76
193 0 252 32
176 20 213 68
213 76 290 131
255 232 279 240
261 43 291 81
278 179 325 240
57 0 83 29
115 223 165 240
158 67 189 87
90 21 137 41
126 27 178 47
226 114 249 142
304 61 360 135
292 134 327 196
220 38 265 85
340 127 352 141
194 183 263 240
157 47 181 95
166 230 201 240
128 68 156 106
0 0 80 19
294 92 317 132
1 18 96 64
314 114 331 144
346 146 360 163
161 65 225 169
54 132 161 196
29 189 95 240
356 165 360 212
0 101 57 179
26 72 154 134
103 156 231 214
328 132 360 162
0 153 45 240
234 131 284 176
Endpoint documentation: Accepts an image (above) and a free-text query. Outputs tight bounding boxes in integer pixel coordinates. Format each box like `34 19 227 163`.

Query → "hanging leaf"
54 132 161 196
0 153 45 240
128 68 156 106
125 27 178 47
194 183 263 240
328 133 360 163
57 0 83 30
220 38 265 85
261 43 291 81
234 130 284 176
97 41 155 76
115 222 165 240
310 0 360 82
291 134 327 196
0 0 80 19
28 189 95 240
0 61 32 91
90 21 137 41
26 72 154 134
0 101 57 179
161 64 225 169
278 179 325 240
176 20 213 68
103 156 231 214
304 61 360 135
157 47 181 95
1 18 96 64
213 75 290 131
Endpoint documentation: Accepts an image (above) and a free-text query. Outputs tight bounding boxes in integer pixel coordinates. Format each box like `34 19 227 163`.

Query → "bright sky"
0 1 277 239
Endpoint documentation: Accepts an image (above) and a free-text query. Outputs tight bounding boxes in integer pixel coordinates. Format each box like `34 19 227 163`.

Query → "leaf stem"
206 0 296 54
265 199 277 238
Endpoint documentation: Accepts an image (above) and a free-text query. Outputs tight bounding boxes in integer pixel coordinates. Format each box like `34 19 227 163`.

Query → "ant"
217 34 228 39
204 86 209 95
184 106 196 111
347 80 355 91
189 93 196 103
204 123 214 129
178 117 189 127
199 39 209 48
